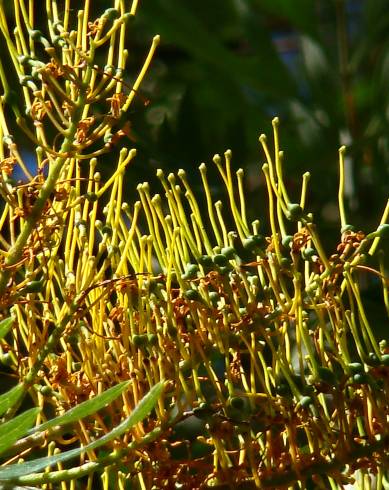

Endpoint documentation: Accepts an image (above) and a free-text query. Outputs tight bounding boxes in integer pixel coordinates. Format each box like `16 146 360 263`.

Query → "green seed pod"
286 203 304 221
348 362 364 374
228 396 246 410
102 8 120 20
381 354 389 366
366 352 380 366
40 385 53 396
182 264 199 280
219 265 232 275
85 192 98 202
147 334 158 346
281 235 293 249
221 246 236 259
23 280 44 294
208 291 220 306
122 12 134 24
279 257 291 268
133 334 147 348
317 366 337 386
299 396 313 408
242 234 266 252
353 373 369 384
52 35 66 47
301 247 316 261
198 255 213 267
101 225 113 236
0 353 13 367
213 254 229 266
275 383 291 397
184 289 201 301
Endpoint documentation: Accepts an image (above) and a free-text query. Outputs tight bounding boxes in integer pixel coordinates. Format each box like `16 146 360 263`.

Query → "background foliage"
121 0 389 239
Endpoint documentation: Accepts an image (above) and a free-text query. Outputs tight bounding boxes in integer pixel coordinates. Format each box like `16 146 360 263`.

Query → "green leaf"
28 380 131 434
0 408 40 456
0 317 13 340
0 385 24 417
0 381 164 481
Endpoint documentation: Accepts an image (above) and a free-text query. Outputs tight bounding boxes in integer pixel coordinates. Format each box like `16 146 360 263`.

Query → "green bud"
198 255 213 267
147 334 158 346
228 396 246 410
317 366 337 386
347 362 365 374
0 353 13 367
213 254 229 266
40 385 53 396
242 235 266 252
281 235 293 249
353 373 369 384
286 203 304 221
133 334 147 347
85 192 98 202
23 280 44 294
275 383 291 397
221 246 236 259
102 8 120 20
208 291 220 306
184 289 201 301
366 352 380 367
301 247 316 261
181 264 199 280
299 396 313 408
101 225 112 236
381 354 389 366
219 265 232 275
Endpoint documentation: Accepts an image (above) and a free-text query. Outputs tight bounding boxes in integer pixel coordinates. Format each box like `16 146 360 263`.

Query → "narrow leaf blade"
0 408 40 456
0 317 13 340
0 385 24 417
0 381 164 481
29 380 131 434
